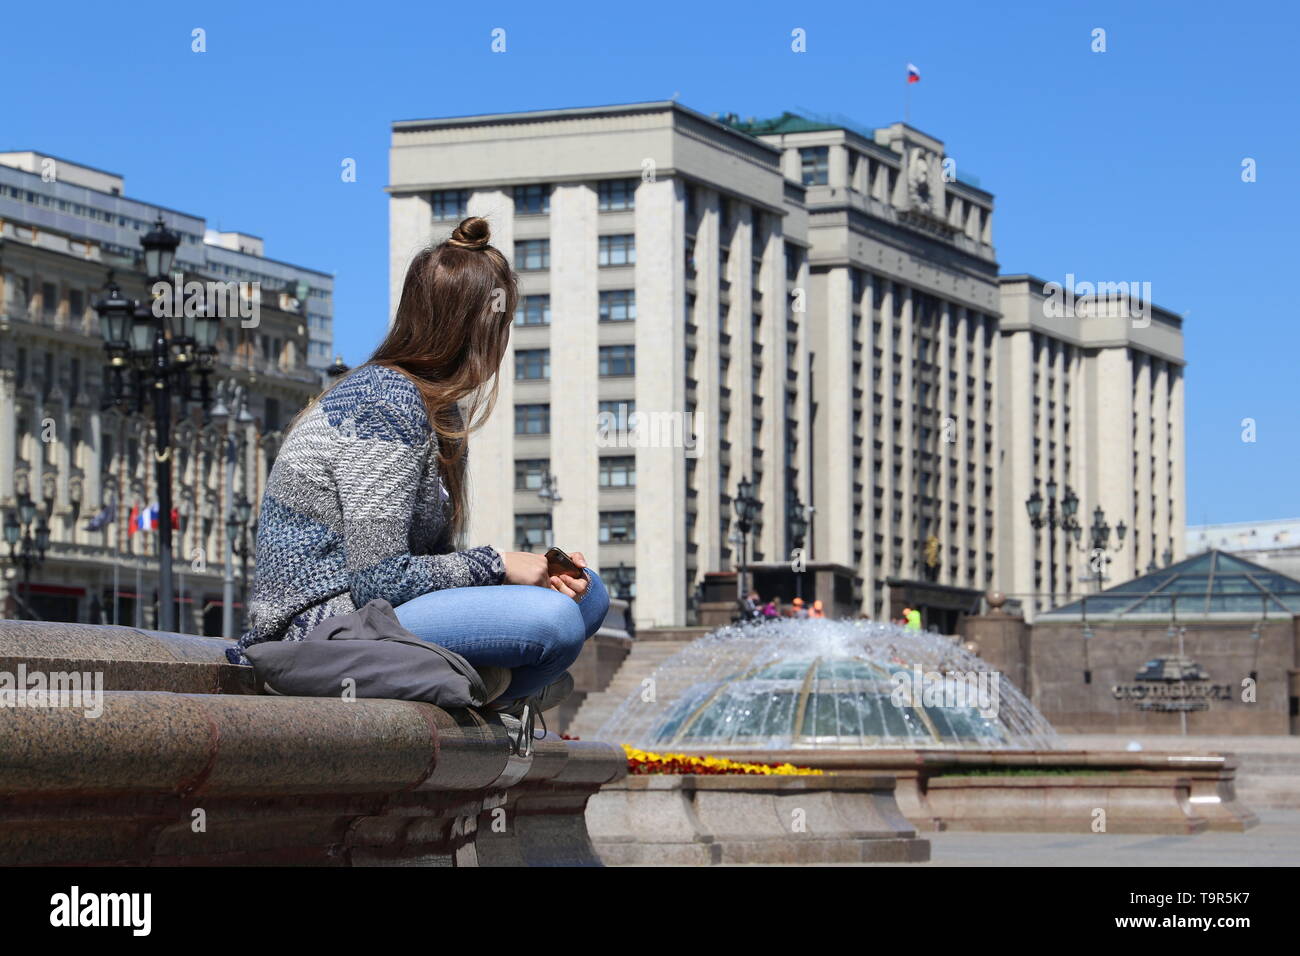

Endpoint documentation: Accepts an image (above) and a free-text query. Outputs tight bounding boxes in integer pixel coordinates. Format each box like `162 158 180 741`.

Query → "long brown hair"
291 216 517 542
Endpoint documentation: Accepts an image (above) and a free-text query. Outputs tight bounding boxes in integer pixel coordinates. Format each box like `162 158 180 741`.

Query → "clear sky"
3 0 1296 526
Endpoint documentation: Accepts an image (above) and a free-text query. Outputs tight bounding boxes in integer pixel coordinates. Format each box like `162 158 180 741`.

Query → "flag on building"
83 503 115 532
907 63 921 84
135 504 159 534
127 504 139 536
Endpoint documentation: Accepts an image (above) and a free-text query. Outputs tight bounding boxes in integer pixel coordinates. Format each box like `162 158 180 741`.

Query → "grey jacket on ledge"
225 363 505 666
244 597 490 708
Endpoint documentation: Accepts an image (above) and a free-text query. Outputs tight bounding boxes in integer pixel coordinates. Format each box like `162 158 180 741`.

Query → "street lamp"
733 476 760 600
228 491 256 629
788 496 809 601
611 561 635 637
1076 504 1127 591
1024 482 1081 609
95 216 220 633
537 471 561 548
210 381 255 638
4 492 50 619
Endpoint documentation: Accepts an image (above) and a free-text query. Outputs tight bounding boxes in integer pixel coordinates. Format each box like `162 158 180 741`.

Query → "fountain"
594 617 1061 751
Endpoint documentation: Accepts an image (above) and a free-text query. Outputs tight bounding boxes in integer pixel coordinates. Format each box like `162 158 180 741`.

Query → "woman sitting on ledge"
225 216 609 721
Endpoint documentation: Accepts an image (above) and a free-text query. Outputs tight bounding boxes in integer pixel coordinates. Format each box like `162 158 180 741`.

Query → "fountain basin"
586 772 930 865
692 748 1259 834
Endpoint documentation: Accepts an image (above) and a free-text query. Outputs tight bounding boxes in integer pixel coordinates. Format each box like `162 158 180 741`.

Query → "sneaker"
476 665 513 705
490 672 573 717
498 704 545 758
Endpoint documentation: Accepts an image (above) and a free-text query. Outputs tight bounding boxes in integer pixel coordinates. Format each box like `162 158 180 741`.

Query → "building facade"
0 152 328 631
997 276 1186 618
1187 517 1300 581
388 101 1188 629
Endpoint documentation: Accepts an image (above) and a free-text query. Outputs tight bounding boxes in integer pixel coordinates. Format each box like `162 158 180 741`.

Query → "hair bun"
447 216 491 251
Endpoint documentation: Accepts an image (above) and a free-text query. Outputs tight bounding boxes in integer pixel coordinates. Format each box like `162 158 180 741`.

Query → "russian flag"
907 63 920 84
137 504 159 534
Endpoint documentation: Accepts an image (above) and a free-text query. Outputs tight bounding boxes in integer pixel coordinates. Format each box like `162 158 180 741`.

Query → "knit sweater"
225 363 505 665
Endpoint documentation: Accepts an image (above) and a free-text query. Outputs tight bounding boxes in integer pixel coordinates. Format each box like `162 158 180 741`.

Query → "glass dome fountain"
595 618 1060 751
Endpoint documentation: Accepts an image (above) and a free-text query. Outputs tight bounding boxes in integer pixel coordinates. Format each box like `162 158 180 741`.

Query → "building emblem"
1111 655 1232 712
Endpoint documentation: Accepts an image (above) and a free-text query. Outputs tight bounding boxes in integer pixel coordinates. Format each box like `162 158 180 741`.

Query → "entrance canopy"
1041 549 1300 620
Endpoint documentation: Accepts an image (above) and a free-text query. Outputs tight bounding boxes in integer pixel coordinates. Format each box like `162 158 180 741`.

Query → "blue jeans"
393 570 609 701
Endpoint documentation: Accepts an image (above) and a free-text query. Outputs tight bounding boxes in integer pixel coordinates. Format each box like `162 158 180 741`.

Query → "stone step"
567 638 697 739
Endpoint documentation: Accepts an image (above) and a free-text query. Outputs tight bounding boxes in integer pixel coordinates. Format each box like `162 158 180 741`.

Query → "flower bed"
622 744 822 776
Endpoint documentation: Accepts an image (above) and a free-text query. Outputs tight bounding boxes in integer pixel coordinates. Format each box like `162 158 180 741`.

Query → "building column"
465 189 516 553
633 176 685 627
549 182 600 576
898 286 915 579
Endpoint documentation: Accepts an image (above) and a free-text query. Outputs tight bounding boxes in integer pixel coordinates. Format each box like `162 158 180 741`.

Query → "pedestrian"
905 607 922 630
792 597 808 619
809 599 825 619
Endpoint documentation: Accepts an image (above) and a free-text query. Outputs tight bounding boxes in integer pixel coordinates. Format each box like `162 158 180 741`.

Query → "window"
599 344 635 377
69 289 84 321
600 510 637 543
599 289 636 322
800 146 829 186
598 399 637 435
515 348 550 380
515 240 550 271
515 458 549 491
599 456 636 488
515 513 552 550
598 179 637 211
42 282 57 316
432 189 470 221
598 234 635 267
515 403 550 435
513 184 551 215
515 294 551 326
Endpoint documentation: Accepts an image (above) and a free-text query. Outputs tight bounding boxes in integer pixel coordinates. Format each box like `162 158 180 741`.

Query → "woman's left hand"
549 551 589 603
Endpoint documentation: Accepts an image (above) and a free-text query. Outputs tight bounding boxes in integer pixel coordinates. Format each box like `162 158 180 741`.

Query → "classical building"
997 275 1186 618
1187 517 1300 581
0 152 328 630
391 102 809 630
387 101 1189 629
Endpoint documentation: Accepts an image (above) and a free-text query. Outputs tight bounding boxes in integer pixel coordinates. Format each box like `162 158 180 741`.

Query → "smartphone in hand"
544 546 583 577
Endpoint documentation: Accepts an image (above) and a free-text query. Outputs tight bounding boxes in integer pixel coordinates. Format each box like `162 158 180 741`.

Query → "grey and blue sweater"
225 363 504 666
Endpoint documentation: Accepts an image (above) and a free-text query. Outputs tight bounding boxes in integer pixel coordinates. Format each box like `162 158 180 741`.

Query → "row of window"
515 398 637 435
515 511 637 546
516 457 636 490
432 179 640 222
513 290 636 326
513 344 636 383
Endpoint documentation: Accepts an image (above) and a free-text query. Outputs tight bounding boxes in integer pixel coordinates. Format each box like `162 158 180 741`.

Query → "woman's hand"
548 550 589 603
502 551 551 587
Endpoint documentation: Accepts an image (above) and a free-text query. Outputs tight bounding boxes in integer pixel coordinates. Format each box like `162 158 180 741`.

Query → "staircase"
566 629 706 740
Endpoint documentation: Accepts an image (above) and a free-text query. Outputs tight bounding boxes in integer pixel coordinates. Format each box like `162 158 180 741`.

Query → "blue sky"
3 0 1296 526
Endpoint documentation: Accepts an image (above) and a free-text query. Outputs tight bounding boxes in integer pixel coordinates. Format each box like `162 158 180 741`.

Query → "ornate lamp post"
95 217 221 632
228 491 256 629
1074 504 1127 591
325 356 350 379
209 382 255 638
611 561 634 637
788 496 809 601
1025 480 1081 608
4 492 50 619
537 471 561 548
734 476 760 601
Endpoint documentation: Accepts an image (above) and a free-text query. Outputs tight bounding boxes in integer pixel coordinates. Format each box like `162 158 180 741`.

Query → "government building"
389 100 1188 629
0 151 332 630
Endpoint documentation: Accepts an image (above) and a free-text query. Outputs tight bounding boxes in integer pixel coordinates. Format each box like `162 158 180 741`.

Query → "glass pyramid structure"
1040 549 1300 619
